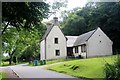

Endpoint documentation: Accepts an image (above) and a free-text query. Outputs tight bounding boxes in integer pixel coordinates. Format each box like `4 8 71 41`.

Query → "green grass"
48 55 118 79
0 72 7 79
1 61 28 66
1 62 12 66
46 58 79 64
28 59 65 66
0 73 1 79
28 58 79 66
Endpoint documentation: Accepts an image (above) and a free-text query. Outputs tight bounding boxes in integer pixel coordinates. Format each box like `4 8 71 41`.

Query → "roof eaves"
41 24 54 41
73 43 86 47
86 29 97 41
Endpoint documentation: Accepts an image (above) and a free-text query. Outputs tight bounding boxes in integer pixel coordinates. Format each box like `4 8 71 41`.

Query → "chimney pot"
53 17 59 25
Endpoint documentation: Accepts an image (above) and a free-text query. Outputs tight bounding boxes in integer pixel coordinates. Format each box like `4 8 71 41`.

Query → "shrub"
104 55 120 80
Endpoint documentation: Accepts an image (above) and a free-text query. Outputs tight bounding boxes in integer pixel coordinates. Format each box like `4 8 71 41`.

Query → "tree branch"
11 48 17 56
2 21 10 34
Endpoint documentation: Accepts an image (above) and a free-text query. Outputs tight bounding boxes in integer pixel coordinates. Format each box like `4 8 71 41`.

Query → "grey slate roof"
66 36 78 47
41 24 54 40
73 29 96 46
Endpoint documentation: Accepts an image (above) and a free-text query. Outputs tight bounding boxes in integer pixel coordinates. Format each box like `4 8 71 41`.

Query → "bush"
104 55 120 80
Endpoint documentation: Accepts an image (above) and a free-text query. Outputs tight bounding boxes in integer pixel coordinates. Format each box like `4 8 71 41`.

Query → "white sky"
43 0 87 22
67 0 87 10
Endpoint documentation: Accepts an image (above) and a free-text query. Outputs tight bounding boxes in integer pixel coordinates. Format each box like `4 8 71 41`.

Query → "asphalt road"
1 67 20 80
9 64 75 78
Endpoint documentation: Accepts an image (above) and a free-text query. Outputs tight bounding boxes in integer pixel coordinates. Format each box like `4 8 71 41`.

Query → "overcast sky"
67 0 87 10
43 0 87 22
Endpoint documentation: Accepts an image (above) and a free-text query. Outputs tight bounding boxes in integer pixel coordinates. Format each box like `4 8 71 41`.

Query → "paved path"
1 67 20 80
9 64 75 78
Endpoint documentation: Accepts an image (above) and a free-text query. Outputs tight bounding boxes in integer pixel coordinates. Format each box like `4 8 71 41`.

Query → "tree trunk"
8 48 17 65
2 21 10 34
9 56 12 65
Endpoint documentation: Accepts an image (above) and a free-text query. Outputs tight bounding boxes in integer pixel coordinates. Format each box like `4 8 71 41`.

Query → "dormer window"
55 38 58 44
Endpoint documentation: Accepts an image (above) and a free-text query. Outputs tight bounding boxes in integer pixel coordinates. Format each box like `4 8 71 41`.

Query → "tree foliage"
2 23 45 64
2 2 49 34
62 13 86 36
2 2 50 64
51 0 67 12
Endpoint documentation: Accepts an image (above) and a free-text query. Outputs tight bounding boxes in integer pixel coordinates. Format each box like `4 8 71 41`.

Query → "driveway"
9 64 77 79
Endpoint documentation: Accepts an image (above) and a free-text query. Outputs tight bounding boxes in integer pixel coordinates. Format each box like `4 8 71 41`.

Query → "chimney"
53 17 59 26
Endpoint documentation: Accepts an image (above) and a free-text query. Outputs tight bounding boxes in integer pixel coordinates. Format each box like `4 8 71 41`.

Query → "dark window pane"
56 50 60 56
55 38 58 44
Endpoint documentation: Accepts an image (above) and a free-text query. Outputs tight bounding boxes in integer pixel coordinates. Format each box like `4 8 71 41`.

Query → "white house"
40 17 113 60
40 17 67 60
73 27 113 58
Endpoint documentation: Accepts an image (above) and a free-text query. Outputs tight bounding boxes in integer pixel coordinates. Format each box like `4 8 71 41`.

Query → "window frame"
75 46 79 53
81 44 86 53
55 50 60 56
54 37 58 44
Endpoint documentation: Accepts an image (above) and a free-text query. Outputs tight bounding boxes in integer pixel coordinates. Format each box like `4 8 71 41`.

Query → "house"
40 17 67 60
40 17 113 60
73 28 113 58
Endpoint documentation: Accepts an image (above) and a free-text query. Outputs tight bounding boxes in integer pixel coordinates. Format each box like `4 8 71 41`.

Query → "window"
81 44 86 53
75 46 78 53
54 38 58 44
55 50 60 56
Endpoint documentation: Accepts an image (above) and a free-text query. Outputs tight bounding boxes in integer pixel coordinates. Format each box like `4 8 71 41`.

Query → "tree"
2 21 47 64
62 13 87 36
20 42 40 62
2 2 49 34
2 27 25 64
2 2 49 64
51 0 67 12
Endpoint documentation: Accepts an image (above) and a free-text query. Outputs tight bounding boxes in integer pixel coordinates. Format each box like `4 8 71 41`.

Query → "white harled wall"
73 46 81 57
46 26 67 60
87 28 113 57
40 40 45 60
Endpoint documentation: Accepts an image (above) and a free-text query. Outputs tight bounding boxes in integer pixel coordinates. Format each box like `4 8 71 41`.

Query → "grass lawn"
1 62 12 66
1 61 16 66
0 72 7 79
28 58 79 66
47 58 79 64
48 55 118 78
0 73 1 79
1 61 28 66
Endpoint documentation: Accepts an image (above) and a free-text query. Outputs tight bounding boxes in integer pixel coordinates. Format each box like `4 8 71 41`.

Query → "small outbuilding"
73 27 113 58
